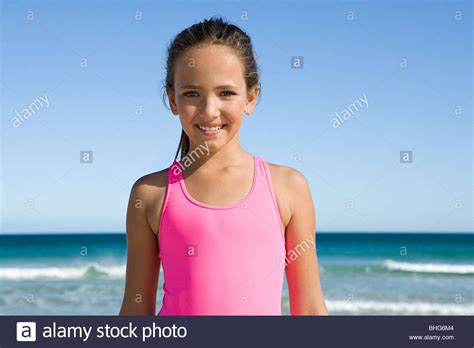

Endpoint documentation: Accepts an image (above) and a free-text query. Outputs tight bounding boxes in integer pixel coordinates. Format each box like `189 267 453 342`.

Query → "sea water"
0 232 472 315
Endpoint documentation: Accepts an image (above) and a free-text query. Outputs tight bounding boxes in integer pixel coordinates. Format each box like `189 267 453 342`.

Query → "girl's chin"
188 137 226 153
190 137 222 147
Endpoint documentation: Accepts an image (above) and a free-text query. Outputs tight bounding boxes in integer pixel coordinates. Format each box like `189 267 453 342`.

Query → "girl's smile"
194 123 228 137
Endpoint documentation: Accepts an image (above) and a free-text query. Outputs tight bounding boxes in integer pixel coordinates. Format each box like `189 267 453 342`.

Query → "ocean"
1 232 472 315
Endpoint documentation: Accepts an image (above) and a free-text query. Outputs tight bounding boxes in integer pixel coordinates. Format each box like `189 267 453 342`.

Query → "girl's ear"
244 85 260 116
167 87 179 115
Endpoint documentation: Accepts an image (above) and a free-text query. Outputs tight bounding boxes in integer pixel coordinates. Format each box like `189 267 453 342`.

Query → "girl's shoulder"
265 161 312 228
266 161 310 191
131 168 168 198
129 167 170 236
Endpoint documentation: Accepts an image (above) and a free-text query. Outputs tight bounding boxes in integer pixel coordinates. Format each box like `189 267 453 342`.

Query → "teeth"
198 125 224 131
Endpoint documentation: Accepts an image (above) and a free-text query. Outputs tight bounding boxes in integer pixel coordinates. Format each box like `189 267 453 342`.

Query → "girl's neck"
183 138 252 171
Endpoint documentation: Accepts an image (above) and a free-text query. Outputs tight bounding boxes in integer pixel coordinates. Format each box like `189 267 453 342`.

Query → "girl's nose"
200 98 221 118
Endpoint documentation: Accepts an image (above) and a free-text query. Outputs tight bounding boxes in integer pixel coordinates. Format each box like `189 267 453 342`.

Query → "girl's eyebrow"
178 84 238 90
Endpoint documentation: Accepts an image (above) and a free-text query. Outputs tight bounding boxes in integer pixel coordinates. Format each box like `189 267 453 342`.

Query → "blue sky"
1 0 472 233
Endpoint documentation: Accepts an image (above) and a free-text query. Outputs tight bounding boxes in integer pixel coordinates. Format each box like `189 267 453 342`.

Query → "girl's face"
168 45 258 153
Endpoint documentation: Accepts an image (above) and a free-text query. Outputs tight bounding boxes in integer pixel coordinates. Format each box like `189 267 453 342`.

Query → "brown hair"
161 16 262 161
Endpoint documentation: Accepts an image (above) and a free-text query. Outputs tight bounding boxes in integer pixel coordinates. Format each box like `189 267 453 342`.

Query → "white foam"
326 299 473 315
382 259 474 274
0 263 125 280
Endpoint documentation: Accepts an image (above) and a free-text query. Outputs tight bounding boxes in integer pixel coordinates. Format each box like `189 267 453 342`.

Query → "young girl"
119 16 328 316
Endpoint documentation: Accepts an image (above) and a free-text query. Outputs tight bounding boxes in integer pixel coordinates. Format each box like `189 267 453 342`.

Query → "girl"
119 16 328 316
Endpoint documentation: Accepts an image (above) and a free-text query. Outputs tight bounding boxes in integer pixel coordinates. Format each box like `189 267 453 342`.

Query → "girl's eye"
221 91 235 97
183 91 235 97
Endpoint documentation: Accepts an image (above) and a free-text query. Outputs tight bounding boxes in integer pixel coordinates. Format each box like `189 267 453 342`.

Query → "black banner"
2 316 473 347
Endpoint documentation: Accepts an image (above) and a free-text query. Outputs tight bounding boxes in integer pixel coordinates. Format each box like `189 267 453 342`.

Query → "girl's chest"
183 173 253 206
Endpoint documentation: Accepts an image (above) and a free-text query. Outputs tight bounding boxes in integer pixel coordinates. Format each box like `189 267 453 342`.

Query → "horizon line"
0 230 473 236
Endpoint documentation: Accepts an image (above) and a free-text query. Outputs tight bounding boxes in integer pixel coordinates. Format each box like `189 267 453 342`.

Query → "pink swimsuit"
157 155 286 315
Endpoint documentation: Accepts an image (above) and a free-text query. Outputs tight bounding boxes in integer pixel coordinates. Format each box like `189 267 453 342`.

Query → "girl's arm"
119 178 160 315
285 169 328 315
